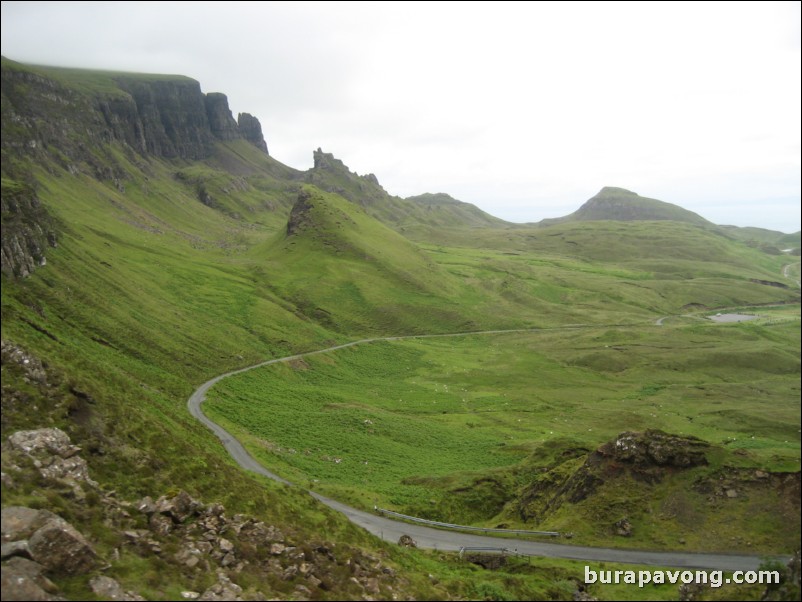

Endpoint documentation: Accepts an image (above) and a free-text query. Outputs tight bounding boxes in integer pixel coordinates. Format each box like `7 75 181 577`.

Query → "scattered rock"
199 572 243 601
397 534 417 548
136 496 157 515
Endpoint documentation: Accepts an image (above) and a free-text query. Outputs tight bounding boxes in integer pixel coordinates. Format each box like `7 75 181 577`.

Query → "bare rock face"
205 93 240 142
7 428 97 486
27 515 98 575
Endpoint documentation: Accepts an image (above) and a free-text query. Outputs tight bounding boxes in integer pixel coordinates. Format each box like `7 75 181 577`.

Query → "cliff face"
0 61 270 167
205 92 241 142
237 112 268 153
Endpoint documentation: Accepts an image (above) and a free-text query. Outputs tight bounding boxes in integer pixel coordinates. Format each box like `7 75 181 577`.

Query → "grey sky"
2 1 800 232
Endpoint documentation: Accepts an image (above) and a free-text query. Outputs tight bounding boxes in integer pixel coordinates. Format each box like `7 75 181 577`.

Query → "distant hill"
718 225 801 252
539 186 713 226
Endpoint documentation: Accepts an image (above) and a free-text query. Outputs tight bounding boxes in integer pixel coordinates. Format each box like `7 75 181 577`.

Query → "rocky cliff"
0 58 269 168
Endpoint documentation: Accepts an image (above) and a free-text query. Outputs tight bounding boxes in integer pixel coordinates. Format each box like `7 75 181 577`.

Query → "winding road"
188 329 778 572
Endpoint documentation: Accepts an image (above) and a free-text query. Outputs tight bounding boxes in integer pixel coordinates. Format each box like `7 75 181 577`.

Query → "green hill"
1 59 799 601
540 186 713 226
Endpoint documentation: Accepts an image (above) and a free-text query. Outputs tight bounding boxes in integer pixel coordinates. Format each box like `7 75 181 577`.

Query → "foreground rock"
2 506 97 576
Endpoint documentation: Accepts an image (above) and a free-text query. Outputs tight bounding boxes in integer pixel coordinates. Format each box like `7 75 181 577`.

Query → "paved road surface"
188 329 777 572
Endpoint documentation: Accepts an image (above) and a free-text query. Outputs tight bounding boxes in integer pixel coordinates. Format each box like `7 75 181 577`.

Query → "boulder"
27 516 97 575
155 490 199 524
397 534 417 548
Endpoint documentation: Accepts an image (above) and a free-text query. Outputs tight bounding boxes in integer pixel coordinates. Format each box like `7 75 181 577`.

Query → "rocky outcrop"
237 112 268 153
313 147 348 171
597 430 709 468
0 180 57 278
286 189 315 236
518 430 711 522
7 428 97 487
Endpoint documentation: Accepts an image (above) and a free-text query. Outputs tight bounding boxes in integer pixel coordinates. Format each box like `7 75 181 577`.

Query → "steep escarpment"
0 58 269 169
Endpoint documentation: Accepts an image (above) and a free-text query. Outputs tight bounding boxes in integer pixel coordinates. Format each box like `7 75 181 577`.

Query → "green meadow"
206 308 800 551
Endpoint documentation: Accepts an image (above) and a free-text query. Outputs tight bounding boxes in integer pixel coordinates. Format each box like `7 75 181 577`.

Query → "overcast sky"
2 1 800 232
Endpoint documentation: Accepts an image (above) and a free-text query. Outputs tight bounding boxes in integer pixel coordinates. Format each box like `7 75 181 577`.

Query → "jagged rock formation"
286 189 315 236
204 92 240 141
237 112 268 153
